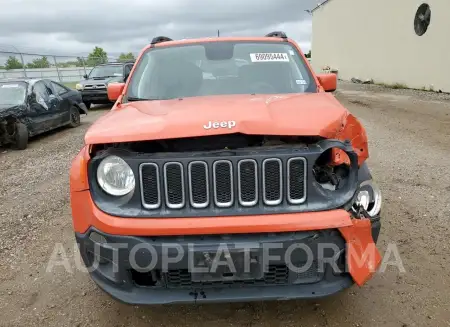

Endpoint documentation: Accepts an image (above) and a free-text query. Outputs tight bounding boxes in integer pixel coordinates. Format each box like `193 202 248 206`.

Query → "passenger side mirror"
107 83 125 101
316 73 337 92
83 74 88 79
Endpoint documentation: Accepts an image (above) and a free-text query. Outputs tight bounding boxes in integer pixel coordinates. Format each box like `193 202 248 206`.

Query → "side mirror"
107 83 125 101
83 74 88 79
317 73 337 92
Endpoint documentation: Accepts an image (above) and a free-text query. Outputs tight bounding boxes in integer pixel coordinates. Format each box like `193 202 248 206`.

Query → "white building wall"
311 0 449 92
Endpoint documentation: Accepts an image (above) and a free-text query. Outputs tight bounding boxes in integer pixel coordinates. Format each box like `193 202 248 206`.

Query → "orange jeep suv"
70 32 382 305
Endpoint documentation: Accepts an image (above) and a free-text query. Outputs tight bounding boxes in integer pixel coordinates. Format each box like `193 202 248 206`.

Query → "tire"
69 106 81 128
14 122 28 150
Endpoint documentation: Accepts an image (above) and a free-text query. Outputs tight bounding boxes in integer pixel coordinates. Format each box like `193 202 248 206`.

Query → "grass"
375 82 409 89
373 81 441 93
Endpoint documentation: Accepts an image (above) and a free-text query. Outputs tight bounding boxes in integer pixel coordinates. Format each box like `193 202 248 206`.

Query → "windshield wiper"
91 76 115 79
126 96 172 102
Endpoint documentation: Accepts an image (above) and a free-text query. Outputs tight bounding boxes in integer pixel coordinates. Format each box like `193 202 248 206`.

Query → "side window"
33 82 50 110
51 81 69 95
42 80 55 96
124 64 132 76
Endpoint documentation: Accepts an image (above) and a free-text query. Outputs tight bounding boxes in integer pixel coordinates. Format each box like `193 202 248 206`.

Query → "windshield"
0 82 27 105
127 41 316 100
88 64 123 78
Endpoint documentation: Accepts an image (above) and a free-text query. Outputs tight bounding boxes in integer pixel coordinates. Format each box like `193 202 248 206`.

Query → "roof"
145 36 292 52
311 0 334 13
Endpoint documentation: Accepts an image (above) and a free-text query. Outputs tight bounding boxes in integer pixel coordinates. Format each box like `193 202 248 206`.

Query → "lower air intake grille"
164 265 290 288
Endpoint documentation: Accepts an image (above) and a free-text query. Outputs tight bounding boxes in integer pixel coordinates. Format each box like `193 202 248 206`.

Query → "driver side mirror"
107 83 125 101
83 74 88 79
317 73 337 92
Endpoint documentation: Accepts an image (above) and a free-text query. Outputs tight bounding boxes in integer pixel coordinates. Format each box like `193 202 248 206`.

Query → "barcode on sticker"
250 53 289 62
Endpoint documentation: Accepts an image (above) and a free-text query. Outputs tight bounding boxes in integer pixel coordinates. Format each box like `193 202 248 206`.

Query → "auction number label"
250 53 290 62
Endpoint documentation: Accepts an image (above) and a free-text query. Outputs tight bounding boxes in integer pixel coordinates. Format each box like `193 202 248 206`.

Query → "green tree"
27 56 51 68
87 46 108 66
5 56 23 70
76 57 85 67
118 52 135 61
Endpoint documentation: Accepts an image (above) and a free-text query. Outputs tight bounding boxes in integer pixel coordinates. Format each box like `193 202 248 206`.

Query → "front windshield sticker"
296 79 307 85
250 53 289 62
289 50 295 56
1 84 19 88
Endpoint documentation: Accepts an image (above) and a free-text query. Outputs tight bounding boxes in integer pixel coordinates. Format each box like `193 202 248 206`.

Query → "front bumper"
75 219 381 305
80 89 110 103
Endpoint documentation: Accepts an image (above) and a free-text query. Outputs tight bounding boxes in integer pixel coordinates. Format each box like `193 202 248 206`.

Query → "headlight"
97 156 135 196
353 180 382 217
76 83 84 90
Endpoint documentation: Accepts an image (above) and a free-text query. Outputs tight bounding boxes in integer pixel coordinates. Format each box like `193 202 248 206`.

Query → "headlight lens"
97 156 135 196
353 180 382 217
76 83 84 90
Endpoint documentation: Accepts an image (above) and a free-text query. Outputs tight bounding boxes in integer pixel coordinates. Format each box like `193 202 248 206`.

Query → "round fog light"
353 180 382 217
355 190 370 210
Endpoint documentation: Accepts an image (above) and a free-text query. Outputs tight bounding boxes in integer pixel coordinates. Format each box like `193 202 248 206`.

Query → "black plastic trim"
265 31 288 39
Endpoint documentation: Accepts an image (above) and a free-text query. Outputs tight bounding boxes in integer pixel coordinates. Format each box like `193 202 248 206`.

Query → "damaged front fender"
0 105 31 145
0 104 28 121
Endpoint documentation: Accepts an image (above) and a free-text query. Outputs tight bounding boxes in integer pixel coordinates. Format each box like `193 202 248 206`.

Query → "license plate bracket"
190 244 263 282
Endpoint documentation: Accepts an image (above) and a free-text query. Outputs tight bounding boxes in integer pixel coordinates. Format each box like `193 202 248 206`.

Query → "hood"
85 93 349 144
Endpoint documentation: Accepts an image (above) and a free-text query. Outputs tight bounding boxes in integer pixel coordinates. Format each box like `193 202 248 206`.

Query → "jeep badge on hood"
203 120 237 130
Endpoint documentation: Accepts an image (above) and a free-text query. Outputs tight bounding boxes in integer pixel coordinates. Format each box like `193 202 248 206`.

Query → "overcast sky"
0 0 317 58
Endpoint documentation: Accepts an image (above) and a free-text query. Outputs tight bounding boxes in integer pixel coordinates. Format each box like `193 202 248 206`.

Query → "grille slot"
238 159 258 206
164 162 185 209
287 158 307 204
262 158 282 205
213 160 233 208
188 161 209 208
140 163 161 209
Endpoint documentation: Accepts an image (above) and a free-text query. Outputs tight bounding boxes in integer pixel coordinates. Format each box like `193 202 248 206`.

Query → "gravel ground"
0 85 449 327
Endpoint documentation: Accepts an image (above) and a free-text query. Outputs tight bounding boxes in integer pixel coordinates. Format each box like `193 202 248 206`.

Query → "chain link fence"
0 50 125 85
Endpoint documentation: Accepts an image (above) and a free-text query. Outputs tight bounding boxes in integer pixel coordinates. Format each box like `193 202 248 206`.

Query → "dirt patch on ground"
0 86 449 327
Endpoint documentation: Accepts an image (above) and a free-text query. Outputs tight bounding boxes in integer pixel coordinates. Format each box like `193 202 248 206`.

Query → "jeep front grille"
140 157 307 210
